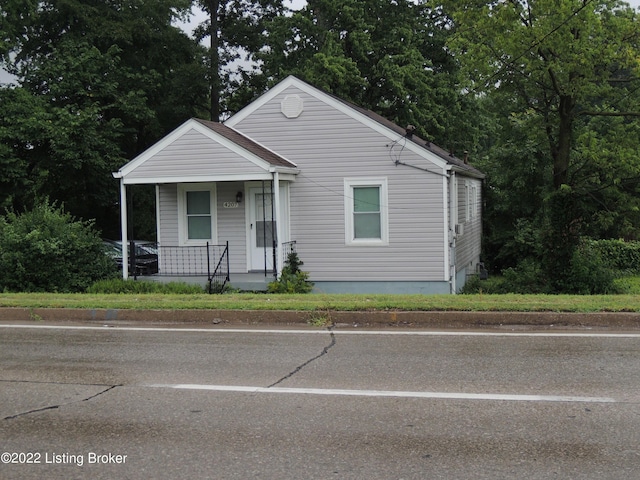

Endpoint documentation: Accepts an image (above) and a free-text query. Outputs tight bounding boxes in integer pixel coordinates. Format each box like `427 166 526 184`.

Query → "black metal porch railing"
153 242 229 293
282 240 297 260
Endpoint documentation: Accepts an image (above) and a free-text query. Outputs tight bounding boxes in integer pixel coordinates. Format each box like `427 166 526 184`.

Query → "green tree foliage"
0 0 209 237
0 201 118 292
258 0 482 152
193 0 286 120
447 0 640 289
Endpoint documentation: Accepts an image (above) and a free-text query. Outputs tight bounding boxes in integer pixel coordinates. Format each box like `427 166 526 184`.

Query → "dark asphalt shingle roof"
194 118 297 169
339 99 485 178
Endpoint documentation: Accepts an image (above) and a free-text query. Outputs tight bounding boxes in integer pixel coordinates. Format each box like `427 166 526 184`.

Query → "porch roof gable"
113 118 298 184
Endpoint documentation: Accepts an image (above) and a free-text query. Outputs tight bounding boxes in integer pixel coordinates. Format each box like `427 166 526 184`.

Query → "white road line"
1 324 640 337
146 384 617 403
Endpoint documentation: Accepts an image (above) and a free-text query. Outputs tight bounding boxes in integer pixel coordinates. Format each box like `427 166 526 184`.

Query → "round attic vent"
281 94 303 118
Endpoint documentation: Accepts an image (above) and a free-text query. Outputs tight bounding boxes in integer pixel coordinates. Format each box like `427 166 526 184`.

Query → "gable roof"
192 119 296 169
113 118 297 184
226 75 484 179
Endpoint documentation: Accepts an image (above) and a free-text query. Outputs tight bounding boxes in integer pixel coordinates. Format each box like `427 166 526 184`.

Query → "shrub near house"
268 252 313 293
0 202 117 292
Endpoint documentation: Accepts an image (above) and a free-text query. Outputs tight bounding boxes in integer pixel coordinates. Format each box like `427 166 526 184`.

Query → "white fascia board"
448 164 485 180
122 173 275 185
278 173 298 182
269 165 300 174
226 76 448 174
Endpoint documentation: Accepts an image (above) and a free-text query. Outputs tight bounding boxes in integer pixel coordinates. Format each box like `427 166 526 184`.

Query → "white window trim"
465 181 478 222
344 178 389 246
465 183 470 223
177 183 218 246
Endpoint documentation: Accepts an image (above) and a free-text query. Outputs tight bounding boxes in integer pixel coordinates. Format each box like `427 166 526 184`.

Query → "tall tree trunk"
208 0 220 121
552 94 575 189
543 94 581 291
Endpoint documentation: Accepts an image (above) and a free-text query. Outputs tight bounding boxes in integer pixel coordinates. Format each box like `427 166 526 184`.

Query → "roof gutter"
447 164 485 180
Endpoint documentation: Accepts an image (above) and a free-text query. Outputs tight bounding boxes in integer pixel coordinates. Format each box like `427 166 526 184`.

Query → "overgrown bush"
500 258 552 294
88 279 206 294
459 274 503 294
555 241 620 294
584 238 640 274
463 239 621 295
267 251 314 293
0 202 117 292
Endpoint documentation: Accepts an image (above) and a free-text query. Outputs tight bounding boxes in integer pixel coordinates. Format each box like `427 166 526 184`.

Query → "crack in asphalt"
267 326 336 388
3 382 121 420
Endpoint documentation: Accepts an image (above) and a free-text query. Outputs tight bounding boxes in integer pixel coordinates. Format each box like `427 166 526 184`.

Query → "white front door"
249 187 276 272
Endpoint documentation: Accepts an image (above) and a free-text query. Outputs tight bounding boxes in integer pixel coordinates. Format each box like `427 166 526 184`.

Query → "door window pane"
256 221 275 248
255 192 276 247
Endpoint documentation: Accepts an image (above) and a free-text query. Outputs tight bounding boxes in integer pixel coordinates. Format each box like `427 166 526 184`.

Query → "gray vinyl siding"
158 182 247 274
128 128 266 180
231 86 447 282
216 182 247 272
158 184 178 245
157 184 180 273
456 177 482 272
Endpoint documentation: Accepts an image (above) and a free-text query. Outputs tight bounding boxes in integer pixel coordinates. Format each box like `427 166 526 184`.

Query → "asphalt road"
1 322 639 479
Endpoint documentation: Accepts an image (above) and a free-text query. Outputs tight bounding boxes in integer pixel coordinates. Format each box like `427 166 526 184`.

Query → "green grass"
1 275 639 313
1 291 640 312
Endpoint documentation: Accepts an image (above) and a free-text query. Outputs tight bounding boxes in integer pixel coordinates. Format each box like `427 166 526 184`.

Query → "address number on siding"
223 202 240 208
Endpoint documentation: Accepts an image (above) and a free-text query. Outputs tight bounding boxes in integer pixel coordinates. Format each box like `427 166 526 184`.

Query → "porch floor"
142 272 275 292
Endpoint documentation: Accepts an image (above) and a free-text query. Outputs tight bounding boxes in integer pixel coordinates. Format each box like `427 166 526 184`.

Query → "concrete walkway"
1 307 640 329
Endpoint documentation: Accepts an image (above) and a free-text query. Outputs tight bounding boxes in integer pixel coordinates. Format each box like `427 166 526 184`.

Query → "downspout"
448 171 457 294
119 178 129 280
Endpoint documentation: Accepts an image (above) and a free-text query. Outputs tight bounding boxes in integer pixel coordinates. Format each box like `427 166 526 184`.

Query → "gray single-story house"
113 76 484 293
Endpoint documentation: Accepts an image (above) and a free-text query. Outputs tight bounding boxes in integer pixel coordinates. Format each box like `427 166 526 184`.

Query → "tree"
447 0 640 289
0 201 117 292
0 0 209 237
193 0 286 120
257 0 483 152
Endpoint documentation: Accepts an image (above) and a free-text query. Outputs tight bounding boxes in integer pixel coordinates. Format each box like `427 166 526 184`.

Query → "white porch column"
119 178 129 280
272 171 282 275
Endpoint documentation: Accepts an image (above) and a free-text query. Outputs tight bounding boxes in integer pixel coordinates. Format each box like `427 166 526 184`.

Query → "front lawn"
1 291 640 313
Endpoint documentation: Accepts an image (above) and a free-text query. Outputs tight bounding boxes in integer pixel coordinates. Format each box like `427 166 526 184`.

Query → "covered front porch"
112 118 299 290
137 240 297 292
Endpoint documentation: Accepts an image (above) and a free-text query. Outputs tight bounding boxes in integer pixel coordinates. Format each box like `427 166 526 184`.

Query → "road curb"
1 307 640 329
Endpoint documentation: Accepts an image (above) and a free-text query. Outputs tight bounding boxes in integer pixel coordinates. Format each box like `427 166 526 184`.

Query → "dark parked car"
104 240 158 276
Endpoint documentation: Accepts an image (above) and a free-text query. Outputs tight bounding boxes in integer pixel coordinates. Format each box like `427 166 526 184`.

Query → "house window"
344 178 388 245
187 191 211 239
465 182 478 222
178 183 217 245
